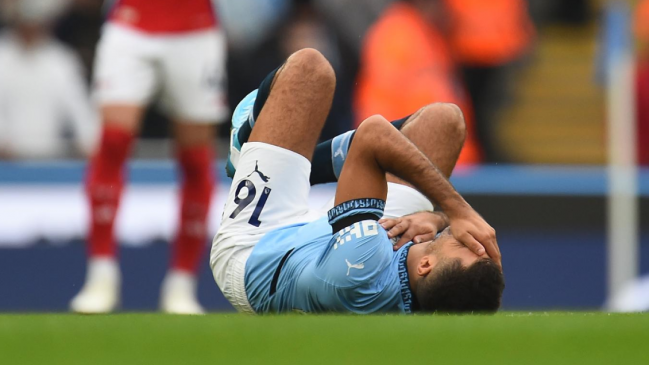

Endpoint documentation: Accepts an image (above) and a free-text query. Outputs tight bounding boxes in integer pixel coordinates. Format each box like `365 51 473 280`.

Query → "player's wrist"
428 211 449 231
438 195 470 219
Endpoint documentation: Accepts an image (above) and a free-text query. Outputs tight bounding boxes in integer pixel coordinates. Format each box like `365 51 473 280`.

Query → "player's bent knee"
287 48 336 89
357 115 391 133
419 103 466 142
101 105 144 134
354 115 392 146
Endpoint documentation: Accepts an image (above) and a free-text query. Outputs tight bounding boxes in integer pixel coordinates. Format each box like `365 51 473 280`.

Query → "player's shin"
163 145 214 314
86 125 134 258
71 124 133 313
170 145 214 274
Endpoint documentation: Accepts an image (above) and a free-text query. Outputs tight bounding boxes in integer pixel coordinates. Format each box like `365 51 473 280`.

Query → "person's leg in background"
159 28 227 314
70 104 145 313
70 24 156 314
161 121 216 314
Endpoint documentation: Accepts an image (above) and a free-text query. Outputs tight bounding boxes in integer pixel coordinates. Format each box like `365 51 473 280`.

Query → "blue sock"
309 115 411 185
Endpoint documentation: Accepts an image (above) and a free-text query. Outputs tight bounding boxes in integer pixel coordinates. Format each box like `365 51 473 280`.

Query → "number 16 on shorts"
228 179 272 227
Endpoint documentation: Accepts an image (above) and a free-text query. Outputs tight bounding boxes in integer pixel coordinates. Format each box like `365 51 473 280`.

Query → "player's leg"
218 47 335 237
309 116 407 185
159 28 227 314
85 105 146 257
322 103 465 219
227 48 336 173
161 122 216 315
247 48 335 159
218 48 335 228
310 103 465 185
331 104 468 223
331 109 500 266
211 49 335 312
382 103 465 219
332 113 481 244
71 106 144 314
386 103 465 181
70 24 157 314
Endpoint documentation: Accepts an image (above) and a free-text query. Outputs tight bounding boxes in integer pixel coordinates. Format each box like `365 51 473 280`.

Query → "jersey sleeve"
327 198 385 233
313 198 392 289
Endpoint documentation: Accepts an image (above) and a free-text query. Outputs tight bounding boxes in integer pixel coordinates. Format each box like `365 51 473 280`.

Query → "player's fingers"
473 228 500 264
387 221 408 238
379 218 398 230
488 243 502 266
413 232 436 244
458 232 486 256
395 232 414 249
480 240 501 267
490 235 502 263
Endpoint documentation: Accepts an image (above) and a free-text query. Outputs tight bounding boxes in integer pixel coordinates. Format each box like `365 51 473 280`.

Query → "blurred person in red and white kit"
70 0 227 314
0 0 98 159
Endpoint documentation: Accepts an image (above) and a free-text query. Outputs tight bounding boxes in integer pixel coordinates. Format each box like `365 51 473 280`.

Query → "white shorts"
93 23 228 123
210 142 317 312
210 142 434 313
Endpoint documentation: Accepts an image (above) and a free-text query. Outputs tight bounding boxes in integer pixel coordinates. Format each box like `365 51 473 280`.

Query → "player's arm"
334 115 501 266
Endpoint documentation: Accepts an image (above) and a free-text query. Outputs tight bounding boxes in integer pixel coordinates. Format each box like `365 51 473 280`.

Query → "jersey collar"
397 242 418 313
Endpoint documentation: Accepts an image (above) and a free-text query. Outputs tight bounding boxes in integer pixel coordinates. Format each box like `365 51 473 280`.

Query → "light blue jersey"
244 198 416 314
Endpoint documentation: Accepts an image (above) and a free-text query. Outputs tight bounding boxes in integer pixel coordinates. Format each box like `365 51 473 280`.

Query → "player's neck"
406 244 426 292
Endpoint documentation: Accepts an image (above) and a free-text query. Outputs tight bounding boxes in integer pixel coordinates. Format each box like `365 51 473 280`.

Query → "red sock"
86 125 134 258
171 145 215 273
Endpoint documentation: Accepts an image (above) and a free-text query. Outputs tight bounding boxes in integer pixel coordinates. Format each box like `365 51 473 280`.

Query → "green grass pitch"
1 312 647 365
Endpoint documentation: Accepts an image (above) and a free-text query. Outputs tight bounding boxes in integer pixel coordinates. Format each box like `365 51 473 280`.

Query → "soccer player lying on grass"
210 48 504 314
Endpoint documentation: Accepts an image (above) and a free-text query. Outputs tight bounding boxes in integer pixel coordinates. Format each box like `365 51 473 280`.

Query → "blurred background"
0 0 648 312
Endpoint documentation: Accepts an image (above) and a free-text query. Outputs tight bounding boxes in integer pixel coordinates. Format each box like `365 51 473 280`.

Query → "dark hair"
416 259 504 313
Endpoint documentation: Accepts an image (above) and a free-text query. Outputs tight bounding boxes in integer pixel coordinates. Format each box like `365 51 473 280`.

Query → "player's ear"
417 255 436 277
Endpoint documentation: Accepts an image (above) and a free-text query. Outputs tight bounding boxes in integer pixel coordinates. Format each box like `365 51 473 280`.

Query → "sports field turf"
0 313 647 365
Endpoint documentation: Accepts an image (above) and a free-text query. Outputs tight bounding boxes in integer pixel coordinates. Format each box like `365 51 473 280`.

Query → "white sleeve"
58 52 99 157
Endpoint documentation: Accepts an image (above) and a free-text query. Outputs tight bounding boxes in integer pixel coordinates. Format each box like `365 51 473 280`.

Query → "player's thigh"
160 29 228 123
248 48 335 160
218 142 313 237
211 142 314 295
100 105 146 133
172 121 215 148
93 24 159 107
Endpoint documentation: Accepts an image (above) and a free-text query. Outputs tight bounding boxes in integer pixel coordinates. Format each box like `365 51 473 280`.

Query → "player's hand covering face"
379 211 449 250
428 227 485 268
445 206 501 268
